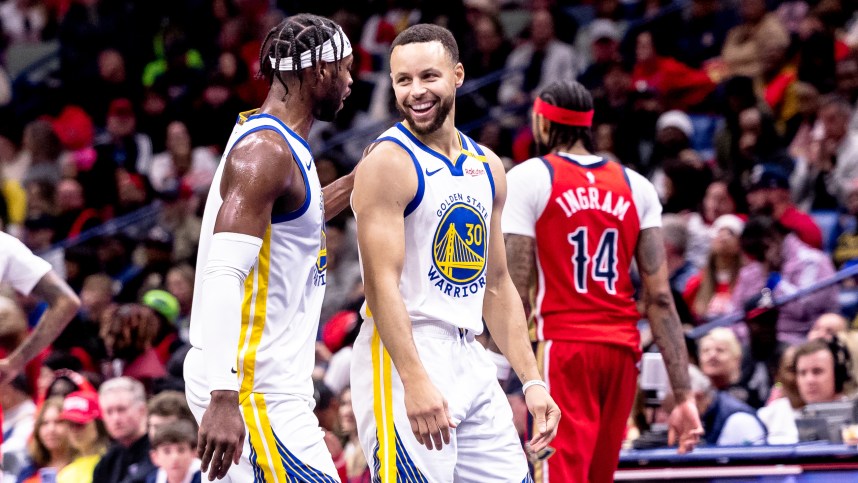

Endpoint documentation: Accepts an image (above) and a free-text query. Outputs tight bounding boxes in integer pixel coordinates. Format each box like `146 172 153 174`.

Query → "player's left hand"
524 385 560 453
668 398 703 454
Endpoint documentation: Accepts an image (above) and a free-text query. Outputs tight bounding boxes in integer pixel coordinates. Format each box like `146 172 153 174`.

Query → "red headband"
533 97 594 127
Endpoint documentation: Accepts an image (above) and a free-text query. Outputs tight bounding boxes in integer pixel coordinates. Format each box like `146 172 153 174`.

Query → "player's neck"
258 91 315 141
408 118 460 160
553 144 591 157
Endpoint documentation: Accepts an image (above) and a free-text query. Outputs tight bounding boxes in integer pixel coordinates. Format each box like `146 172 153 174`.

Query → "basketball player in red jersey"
502 80 703 482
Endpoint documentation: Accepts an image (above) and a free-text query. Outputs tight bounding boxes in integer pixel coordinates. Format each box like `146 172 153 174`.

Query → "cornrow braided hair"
258 13 346 94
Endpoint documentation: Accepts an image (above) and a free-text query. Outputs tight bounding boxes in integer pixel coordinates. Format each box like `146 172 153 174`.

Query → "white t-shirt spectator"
0 231 52 295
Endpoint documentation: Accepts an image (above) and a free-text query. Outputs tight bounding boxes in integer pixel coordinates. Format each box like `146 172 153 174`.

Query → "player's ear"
454 62 464 88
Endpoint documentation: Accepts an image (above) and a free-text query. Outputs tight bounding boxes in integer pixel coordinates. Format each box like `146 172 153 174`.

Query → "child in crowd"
146 419 200 483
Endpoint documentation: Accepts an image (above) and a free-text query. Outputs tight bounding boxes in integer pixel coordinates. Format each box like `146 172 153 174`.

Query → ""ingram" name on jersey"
554 187 630 221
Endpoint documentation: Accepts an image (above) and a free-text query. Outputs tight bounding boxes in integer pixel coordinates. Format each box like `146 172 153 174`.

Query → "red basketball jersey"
533 154 642 352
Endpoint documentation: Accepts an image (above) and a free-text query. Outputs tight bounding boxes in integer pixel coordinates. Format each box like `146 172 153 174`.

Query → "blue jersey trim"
556 153 608 169
395 123 465 176
375 136 425 217
247 112 313 155
621 166 632 188
539 156 556 184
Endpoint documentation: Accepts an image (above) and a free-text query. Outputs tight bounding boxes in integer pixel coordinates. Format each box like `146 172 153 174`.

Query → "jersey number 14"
567 227 619 295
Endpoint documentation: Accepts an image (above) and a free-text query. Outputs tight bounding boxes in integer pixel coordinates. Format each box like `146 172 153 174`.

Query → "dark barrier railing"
687 263 858 339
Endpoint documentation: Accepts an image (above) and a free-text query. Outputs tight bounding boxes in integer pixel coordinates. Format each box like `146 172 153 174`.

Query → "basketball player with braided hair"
350 24 559 482
502 80 703 482
183 13 354 482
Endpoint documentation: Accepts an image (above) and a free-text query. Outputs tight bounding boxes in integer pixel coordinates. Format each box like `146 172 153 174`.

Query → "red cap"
60 391 101 424
322 310 359 353
107 98 134 118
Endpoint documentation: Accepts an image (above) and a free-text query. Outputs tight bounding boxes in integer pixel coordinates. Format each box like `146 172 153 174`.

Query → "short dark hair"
147 390 195 421
151 419 197 449
390 24 459 63
258 14 347 89
794 337 852 394
739 215 789 262
536 80 595 152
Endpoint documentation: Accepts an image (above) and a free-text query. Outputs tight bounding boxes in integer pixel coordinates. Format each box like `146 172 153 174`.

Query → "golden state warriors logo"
313 229 327 286
428 201 488 298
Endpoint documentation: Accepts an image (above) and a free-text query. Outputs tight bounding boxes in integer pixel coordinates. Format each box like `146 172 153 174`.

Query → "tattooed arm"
636 226 702 453
504 234 536 316
0 271 80 384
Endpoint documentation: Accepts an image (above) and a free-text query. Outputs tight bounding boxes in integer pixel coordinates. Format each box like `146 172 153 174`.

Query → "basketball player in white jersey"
183 14 354 482
350 24 560 482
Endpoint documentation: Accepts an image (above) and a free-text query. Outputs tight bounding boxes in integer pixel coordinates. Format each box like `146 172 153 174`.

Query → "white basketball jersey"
358 123 495 333
189 110 327 401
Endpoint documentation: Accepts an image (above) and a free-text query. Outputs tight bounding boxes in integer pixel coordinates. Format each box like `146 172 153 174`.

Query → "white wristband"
522 379 548 395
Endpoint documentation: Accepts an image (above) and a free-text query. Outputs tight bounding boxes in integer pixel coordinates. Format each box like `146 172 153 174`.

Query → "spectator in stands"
698 328 743 394
94 98 154 175
721 0 790 80
146 391 196 442
662 214 698 295
746 164 822 249
338 387 370 482
21 120 63 186
630 30 716 111
787 82 820 164
321 310 360 397
16 397 73 483
93 377 153 483
672 0 738 70
833 180 858 267
759 337 853 444
57 390 108 483
145 420 200 483
734 215 837 344
148 121 218 196
683 364 767 446
165 264 194 341
320 214 363 325
1 372 35 479
84 49 140 128
793 95 858 210
807 313 849 342
498 9 577 108
684 214 745 322
53 179 101 242
765 344 801 408
155 187 201 264
100 305 167 387
577 19 622 92
736 107 795 178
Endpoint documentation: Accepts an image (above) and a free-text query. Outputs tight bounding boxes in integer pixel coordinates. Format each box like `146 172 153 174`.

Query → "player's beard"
397 94 454 136
314 93 342 122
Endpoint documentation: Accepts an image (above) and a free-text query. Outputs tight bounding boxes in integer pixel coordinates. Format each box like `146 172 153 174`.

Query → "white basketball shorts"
350 320 533 483
184 347 340 482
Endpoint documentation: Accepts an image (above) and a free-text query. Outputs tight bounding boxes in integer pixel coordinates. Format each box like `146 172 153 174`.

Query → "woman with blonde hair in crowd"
699 328 746 399
56 391 109 483
684 214 746 322
16 397 75 483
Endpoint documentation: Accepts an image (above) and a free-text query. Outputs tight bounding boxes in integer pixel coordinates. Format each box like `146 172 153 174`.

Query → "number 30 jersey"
502 153 662 353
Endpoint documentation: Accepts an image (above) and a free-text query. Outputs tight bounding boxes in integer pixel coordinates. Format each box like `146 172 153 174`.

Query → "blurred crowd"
6 0 858 481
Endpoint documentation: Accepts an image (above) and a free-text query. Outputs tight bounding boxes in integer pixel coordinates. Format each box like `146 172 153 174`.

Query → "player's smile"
408 100 437 120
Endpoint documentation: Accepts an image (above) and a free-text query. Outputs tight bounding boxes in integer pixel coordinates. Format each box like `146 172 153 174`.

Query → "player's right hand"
403 377 457 451
199 390 245 481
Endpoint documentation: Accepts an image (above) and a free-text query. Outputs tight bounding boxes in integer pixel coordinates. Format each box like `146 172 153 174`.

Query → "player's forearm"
645 291 692 402
504 234 535 315
7 294 79 369
322 172 355 221
483 278 541 383
365 280 429 385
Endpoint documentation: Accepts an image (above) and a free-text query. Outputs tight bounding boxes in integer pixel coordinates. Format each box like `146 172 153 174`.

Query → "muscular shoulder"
222 129 294 199
353 139 418 209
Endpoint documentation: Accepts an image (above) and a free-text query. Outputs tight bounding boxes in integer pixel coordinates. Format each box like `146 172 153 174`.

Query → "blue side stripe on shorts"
272 431 338 483
248 440 265 483
372 439 382 483
394 427 428 483
522 473 534 483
